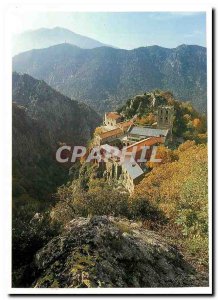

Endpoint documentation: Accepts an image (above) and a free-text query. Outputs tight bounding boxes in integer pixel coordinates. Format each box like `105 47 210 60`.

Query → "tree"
134 142 208 267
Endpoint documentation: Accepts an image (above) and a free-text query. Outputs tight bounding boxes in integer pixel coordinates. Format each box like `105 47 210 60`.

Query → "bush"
134 142 208 268
128 197 167 223
12 193 61 287
52 178 166 226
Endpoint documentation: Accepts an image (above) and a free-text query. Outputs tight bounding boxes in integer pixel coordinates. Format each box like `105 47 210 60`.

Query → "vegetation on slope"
12 73 101 286
117 90 207 143
12 83 208 287
13 44 207 113
50 140 208 273
134 141 208 271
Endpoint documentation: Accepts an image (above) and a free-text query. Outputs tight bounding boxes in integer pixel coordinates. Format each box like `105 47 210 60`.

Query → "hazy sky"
12 12 206 49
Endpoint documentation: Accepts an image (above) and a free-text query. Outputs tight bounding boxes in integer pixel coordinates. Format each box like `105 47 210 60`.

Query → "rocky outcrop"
34 216 198 288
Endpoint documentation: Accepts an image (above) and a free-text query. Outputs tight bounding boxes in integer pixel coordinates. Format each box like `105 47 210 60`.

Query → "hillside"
13 72 101 147
13 27 109 55
12 71 101 201
13 44 207 113
12 94 208 287
117 90 207 142
134 141 208 273
12 73 101 286
48 142 208 285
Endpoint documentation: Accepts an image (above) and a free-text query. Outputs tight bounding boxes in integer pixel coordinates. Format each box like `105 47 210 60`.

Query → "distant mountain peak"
13 27 111 55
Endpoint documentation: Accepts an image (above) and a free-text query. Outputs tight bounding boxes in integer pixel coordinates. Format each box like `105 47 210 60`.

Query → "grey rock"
34 216 198 288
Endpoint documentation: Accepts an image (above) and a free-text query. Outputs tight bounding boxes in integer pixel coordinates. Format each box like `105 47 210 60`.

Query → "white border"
0 0 213 296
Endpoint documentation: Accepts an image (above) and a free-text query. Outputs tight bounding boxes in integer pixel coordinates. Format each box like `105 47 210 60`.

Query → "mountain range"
12 26 208 289
13 43 207 113
13 27 109 55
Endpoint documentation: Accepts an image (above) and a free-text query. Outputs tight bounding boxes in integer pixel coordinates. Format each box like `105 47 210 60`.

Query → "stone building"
98 136 164 193
104 112 122 127
157 106 174 136
117 120 134 132
120 160 144 193
95 128 125 145
125 136 164 161
94 106 174 192
102 157 143 194
126 126 169 145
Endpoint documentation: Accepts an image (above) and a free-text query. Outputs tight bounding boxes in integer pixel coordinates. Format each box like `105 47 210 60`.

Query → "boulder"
34 216 197 288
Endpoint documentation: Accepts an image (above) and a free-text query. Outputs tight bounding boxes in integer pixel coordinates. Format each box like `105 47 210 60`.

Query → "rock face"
12 72 101 147
34 216 197 288
12 72 101 200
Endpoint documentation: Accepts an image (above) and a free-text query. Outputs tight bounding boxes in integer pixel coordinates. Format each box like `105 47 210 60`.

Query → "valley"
12 79 208 287
11 24 208 289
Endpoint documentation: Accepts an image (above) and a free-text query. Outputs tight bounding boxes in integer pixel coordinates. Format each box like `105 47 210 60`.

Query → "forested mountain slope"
13 44 207 113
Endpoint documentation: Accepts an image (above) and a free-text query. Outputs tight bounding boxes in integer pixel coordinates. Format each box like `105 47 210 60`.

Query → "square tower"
157 106 174 129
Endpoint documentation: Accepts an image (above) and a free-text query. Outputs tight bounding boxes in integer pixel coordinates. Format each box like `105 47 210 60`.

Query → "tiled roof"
128 126 169 137
118 120 133 130
99 128 123 139
106 112 121 120
125 137 164 153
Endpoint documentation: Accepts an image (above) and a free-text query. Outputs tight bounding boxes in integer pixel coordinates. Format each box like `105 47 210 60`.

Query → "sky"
11 12 206 49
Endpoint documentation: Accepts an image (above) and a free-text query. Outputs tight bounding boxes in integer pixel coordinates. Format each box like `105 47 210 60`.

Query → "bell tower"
157 106 174 136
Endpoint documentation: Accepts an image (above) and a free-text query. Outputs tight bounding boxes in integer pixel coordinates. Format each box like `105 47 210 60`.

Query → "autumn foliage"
134 141 208 268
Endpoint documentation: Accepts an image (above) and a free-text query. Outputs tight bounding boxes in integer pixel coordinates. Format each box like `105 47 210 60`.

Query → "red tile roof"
99 128 123 140
125 136 164 153
118 120 133 130
106 112 121 120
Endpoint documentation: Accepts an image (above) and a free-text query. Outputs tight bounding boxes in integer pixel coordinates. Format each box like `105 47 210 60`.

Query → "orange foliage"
134 143 207 219
146 145 178 169
136 113 156 125
192 118 201 129
94 127 105 136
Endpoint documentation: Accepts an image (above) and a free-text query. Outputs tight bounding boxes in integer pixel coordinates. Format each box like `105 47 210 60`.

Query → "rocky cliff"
33 216 200 288
12 72 101 200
